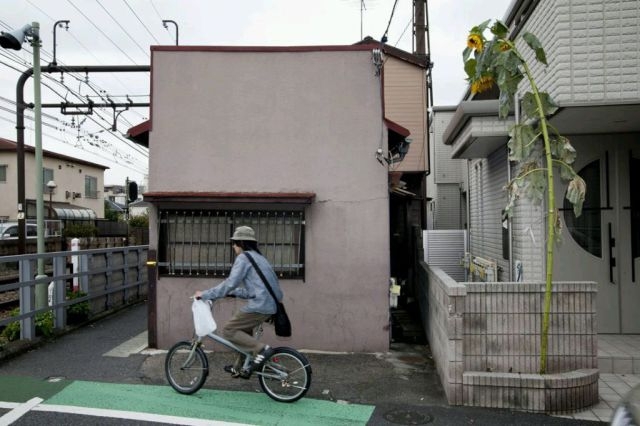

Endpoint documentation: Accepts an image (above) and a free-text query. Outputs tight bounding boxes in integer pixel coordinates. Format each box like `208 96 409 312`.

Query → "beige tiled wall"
420 262 599 411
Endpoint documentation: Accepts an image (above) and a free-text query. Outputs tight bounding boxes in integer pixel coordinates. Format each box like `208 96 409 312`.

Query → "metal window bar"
158 209 305 278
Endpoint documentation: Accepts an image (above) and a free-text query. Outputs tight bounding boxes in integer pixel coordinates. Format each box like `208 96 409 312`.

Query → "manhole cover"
383 409 433 425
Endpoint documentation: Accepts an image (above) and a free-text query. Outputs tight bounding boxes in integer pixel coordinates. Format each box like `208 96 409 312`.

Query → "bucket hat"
230 226 257 242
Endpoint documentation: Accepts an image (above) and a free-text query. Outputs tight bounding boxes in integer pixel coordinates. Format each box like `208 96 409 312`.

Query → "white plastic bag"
192 299 216 337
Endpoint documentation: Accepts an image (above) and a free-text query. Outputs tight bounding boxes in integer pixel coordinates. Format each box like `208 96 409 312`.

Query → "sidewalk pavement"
0 302 611 425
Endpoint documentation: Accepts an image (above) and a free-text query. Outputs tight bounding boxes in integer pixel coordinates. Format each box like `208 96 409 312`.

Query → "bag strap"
244 252 279 303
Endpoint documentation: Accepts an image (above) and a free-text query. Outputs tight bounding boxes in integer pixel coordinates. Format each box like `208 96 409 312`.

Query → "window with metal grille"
158 209 305 279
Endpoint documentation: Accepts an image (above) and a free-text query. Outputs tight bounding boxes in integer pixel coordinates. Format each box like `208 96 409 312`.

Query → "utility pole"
414 0 426 57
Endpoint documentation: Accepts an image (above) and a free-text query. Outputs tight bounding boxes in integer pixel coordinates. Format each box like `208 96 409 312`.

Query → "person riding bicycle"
193 225 282 378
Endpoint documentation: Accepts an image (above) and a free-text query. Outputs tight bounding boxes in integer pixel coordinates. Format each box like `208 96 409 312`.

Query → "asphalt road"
0 302 606 425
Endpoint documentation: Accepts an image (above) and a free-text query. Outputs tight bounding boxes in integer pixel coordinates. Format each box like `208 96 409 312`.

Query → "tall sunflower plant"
463 20 586 374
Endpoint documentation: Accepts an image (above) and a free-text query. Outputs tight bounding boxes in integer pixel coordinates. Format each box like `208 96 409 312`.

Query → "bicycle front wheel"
258 347 312 403
165 340 209 395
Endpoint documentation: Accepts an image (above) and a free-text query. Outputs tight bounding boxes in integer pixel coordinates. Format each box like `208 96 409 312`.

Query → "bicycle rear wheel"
165 340 209 395
258 347 312 403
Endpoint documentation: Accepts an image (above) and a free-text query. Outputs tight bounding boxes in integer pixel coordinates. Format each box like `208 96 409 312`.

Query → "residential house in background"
437 0 640 334
415 0 639 409
128 42 429 351
0 137 106 222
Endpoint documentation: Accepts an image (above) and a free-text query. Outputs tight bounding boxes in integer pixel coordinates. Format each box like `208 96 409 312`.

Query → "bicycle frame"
180 326 290 381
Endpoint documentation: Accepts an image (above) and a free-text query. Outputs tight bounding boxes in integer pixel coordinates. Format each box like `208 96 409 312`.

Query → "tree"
463 20 586 374
104 200 120 221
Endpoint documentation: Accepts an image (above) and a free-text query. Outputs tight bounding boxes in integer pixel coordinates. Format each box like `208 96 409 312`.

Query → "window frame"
43 167 54 192
0 164 7 183
157 208 306 280
84 175 98 199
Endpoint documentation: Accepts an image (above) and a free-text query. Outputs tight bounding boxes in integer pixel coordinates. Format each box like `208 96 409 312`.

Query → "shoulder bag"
244 252 292 337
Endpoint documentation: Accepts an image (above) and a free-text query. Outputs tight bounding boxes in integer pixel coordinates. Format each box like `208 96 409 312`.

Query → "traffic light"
128 181 138 203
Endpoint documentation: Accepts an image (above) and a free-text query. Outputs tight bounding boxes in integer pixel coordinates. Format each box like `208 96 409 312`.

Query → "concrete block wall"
419 262 466 405
463 282 597 374
420 261 599 412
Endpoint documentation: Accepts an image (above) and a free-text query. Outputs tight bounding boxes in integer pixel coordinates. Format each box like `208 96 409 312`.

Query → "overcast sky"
0 0 512 185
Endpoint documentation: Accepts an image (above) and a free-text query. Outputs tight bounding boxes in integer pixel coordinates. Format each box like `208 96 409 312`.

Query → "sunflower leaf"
522 32 547 65
490 20 509 38
499 90 512 118
538 92 558 116
566 176 587 217
464 59 477 79
471 19 492 34
521 92 539 119
463 46 472 62
509 124 538 161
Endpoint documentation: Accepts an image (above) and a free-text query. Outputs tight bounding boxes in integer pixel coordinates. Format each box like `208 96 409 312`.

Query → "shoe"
223 365 241 378
248 345 274 373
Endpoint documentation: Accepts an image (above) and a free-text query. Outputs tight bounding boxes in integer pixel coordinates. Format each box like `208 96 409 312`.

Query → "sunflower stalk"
463 21 586 374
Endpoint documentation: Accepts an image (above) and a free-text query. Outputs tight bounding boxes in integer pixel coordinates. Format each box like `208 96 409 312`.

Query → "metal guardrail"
0 245 148 340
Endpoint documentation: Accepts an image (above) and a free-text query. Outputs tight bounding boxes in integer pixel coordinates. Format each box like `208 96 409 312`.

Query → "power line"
150 0 164 20
66 0 140 65
382 0 400 42
0 26 149 154
123 0 161 44
0 53 149 161
96 0 150 58
22 0 146 95
394 18 412 46
0 111 148 173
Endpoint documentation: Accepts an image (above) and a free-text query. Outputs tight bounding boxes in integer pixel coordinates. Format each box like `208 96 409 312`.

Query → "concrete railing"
418 261 599 413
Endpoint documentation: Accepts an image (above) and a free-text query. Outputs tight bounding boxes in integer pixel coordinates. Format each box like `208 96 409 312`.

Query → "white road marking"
0 401 253 426
103 331 148 357
0 397 43 426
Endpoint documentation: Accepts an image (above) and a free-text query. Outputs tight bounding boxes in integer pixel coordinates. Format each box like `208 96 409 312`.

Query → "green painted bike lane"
0 376 374 425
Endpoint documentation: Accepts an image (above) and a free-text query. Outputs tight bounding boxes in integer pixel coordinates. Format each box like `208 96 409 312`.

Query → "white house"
436 0 640 335
0 137 106 221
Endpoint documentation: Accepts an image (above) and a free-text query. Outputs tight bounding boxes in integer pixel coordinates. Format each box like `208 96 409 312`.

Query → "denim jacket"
200 251 283 315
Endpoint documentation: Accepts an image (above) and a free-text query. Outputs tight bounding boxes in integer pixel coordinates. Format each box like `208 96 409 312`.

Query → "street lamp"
46 180 56 220
1 22 47 308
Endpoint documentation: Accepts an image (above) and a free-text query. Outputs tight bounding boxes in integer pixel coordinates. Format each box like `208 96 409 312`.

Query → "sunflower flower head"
471 74 494 94
467 33 484 52
498 41 511 52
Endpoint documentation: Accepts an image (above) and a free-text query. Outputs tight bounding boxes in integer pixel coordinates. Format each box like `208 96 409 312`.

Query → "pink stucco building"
131 43 429 352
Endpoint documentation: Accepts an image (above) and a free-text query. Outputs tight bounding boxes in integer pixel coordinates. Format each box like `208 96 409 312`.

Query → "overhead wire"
149 0 164 20
381 0 400 42
0 49 148 158
0 108 148 172
24 0 144 94
1 5 151 158
95 0 150 58
122 0 161 44
394 18 412 46
66 0 140 65
0 51 149 172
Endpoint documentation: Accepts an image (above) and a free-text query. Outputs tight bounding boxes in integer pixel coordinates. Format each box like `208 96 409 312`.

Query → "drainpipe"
14 64 150 253
466 159 472 281
508 92 520 281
